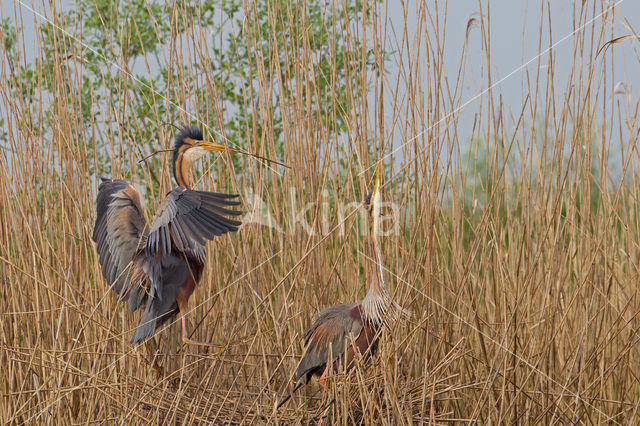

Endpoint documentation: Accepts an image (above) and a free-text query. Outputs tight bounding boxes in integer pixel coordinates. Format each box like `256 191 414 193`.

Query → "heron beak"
195 138 291 169
198 140 239 154
372 161 381 196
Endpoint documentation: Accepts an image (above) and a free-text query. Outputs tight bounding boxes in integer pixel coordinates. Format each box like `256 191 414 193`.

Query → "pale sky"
2 0 640 172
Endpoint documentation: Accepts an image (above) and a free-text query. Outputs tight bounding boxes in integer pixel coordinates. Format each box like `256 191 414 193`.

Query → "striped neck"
173 143 189 187
173 143 205 188
361 220 392 326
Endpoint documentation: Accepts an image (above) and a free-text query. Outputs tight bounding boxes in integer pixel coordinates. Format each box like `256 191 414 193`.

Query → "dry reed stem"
2 0 640 424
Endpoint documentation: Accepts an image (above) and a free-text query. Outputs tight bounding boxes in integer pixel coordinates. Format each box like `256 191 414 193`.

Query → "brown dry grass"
2 0 640 424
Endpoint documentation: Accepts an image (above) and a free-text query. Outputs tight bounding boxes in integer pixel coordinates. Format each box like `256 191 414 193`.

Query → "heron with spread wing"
92 126 242 346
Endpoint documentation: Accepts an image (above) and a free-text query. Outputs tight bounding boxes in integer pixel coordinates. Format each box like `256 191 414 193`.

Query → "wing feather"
170 221 188 252
145 186 242 258
295 303 364 383
180 215 208 245
191 209 226 236
198 206 241 231
177 215 202 244
92 178 150 312
140 186 242 304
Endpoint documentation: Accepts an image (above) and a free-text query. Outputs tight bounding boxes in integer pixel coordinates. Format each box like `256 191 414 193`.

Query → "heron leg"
177 291 246 354
318 367 330 391
180 311 226 348
173 280 226 348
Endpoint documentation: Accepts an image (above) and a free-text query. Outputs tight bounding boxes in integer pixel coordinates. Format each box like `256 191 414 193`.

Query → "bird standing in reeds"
278 164 402 408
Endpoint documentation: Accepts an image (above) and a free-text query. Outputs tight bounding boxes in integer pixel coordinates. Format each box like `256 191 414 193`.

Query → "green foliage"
210 0 376 141
3 0 382 200
1 18 38 140
0 117 6 144
1 18 17 54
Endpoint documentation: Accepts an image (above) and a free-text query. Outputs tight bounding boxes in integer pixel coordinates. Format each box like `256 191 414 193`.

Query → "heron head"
173 126 238 163
172 125 238 187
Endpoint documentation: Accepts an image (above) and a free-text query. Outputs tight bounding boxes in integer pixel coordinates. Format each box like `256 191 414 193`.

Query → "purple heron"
279 165 398 407
92 126 242 346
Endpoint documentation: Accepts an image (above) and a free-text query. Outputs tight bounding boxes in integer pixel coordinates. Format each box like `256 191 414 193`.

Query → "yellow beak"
196 139 290 168
197 140 239 153
372 161 381 196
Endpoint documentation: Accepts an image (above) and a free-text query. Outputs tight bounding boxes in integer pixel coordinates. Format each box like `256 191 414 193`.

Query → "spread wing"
93 180 243 343
295 303 364 382
92 178 150 312
144 186 242 299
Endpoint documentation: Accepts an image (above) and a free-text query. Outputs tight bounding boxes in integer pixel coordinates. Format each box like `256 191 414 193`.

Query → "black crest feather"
173 125 204 151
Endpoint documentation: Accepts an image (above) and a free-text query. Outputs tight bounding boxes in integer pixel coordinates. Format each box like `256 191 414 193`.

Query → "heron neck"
362 224 390 325
173 146 192 188
370 237 385 297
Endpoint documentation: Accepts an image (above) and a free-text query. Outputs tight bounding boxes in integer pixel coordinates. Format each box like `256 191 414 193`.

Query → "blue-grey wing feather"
146 187 241 257
92 177 150 312
143 187 242 301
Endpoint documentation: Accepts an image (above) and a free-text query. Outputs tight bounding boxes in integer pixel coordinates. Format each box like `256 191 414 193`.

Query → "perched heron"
92 126 242 346
278 165 398 407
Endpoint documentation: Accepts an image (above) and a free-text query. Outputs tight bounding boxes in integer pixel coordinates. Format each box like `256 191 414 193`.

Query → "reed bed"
1 0 640 423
